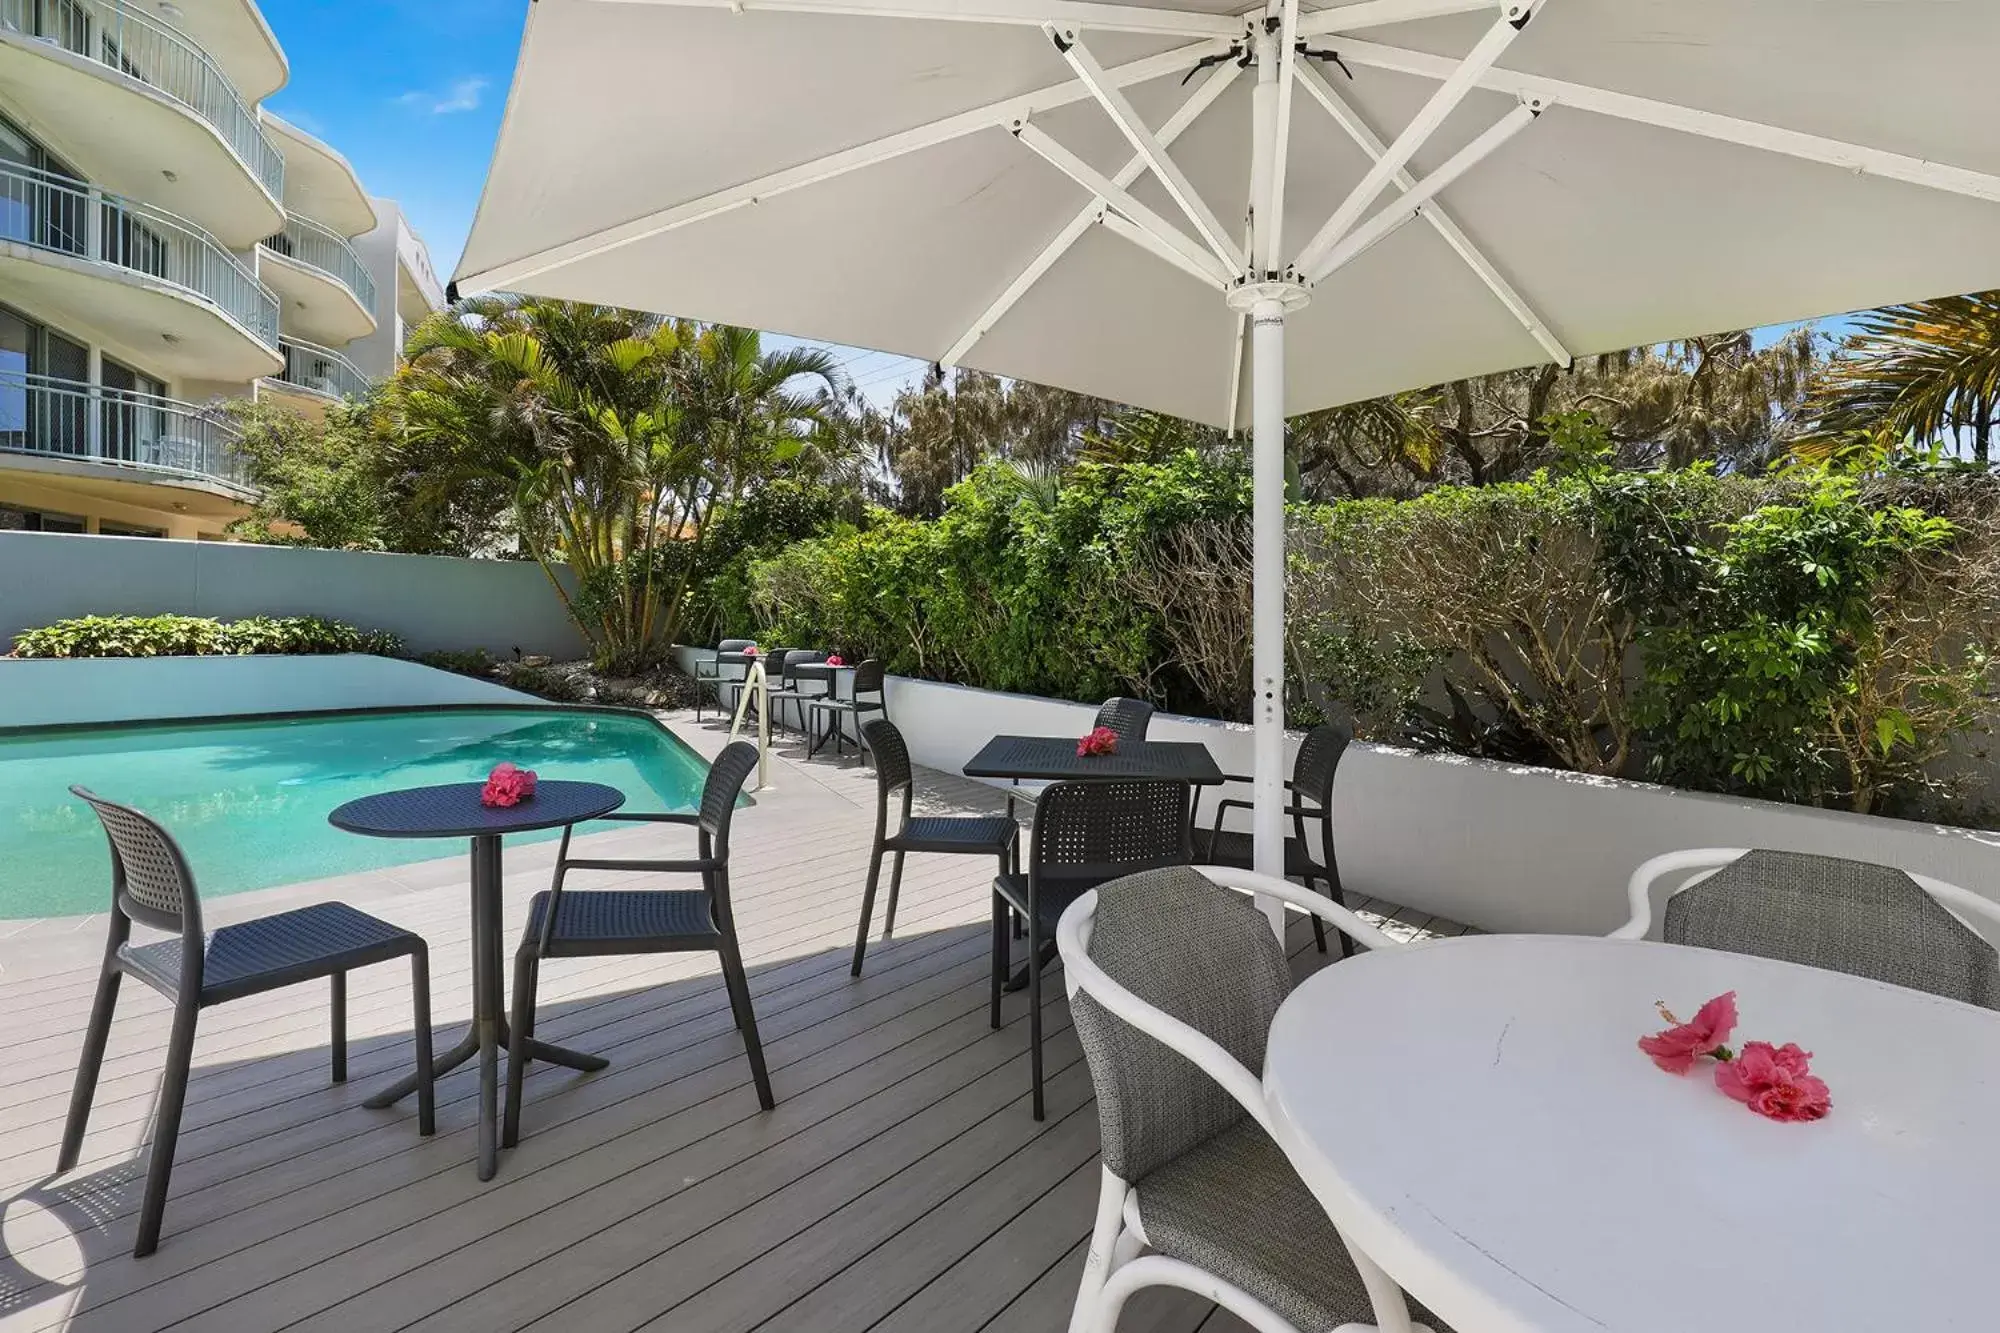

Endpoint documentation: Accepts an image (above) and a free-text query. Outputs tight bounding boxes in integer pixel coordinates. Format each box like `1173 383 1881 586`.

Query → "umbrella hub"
1225 278 1309 316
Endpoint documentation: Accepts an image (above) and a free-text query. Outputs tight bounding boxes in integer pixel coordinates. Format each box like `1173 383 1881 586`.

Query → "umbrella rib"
942 59 1242 367
1302 97 1540 285
1332 34 2000 208
1013 121 1236 287
590 0 1243 39
1293 58 1569 363
455 36 1230 293
1292 2 1536 278
1053 30 1247 273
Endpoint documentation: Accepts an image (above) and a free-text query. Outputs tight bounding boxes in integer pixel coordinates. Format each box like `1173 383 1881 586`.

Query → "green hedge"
12 614 405 660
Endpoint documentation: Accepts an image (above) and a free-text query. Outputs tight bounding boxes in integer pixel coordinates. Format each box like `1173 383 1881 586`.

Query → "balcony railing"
0 0 284 203
272 336 369 401
260 214 377 316
0 159 280 351
0 370 249 489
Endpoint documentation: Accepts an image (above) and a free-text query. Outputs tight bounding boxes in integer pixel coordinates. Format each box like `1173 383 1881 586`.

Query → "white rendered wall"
0 655 535 729
676 646 2000 933
0 530 588 657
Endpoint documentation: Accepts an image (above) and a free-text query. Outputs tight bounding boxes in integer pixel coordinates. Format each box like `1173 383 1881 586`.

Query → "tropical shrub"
13 615 404 659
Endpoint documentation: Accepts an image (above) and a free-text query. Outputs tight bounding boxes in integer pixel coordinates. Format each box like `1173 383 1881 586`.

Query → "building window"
101 357 167 465
0 503 86 533
98 521 164 538
0 304 90 456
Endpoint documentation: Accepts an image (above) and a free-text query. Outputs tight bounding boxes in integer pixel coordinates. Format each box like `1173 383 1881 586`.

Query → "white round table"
1263 934 2000 1333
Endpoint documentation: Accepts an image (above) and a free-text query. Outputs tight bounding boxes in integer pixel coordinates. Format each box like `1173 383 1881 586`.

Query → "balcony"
0 160 282 381
265 335 369 408
260 215 379 345
0 0 285 246
0 368 251 496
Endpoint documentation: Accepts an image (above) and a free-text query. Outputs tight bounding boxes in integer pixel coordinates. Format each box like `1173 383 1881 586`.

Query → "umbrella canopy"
459 0 2000 908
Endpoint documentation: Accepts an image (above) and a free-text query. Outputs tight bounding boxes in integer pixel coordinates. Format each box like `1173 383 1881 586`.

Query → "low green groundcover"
11 614 404 660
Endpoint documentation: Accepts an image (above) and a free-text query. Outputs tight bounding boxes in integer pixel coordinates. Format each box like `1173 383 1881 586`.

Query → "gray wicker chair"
1193 723 1353 957
693 638 756 722
852 718 1019 976
504 741 774 1148
60 787 435 1258
996 779 1191 1120
1093 696 1155 742
807 658 885 758
1616 847 2000 1008
1057 865 1430 1333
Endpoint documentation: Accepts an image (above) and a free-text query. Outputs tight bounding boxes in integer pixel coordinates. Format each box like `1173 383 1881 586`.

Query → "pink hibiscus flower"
481 762 539 809
1076 726 1119 757
1637 991 1738 1075
1713 1041 1831 1122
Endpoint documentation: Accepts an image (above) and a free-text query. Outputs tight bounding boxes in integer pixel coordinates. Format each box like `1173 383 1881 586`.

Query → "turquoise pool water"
0 707 711 920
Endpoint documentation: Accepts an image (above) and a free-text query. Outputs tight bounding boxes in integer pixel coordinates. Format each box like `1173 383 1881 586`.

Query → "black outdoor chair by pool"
807 658 885 758
1194 722 1354 957
851 718 1019 977
692 638 755 722
762 648 828 735
1093 696 1155 742
995 778 1192 1119
59 787 435 1258
504 740 773 1148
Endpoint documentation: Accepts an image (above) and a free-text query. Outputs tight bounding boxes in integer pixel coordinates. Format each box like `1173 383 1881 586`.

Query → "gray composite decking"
0 712 1472 1333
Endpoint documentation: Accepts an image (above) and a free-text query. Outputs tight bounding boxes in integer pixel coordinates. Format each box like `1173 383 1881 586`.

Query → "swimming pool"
0 707 712 919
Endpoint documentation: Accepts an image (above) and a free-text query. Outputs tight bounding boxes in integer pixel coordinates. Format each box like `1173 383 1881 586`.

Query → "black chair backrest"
70 786 202 938
1292 722 1352 809
782 649 827 684
860 717 913 797
716 638 755 654
853 659 885 694
1032 780 1191 893
1093 697 1154 743
699 741 761 859
762 648 793 679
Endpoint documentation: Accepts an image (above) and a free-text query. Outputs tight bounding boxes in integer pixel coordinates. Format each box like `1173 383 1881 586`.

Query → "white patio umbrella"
457 0 2000 890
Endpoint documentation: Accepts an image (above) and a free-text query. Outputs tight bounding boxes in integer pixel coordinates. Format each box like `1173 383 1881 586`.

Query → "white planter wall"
0 530 587 658
0 655 536 729
677 645 2000 935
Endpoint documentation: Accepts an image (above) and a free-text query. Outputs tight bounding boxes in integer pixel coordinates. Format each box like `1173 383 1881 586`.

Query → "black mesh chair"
807 658 885 758
60 787 434 1257
693 639 755 722
504 741 773 1148
1093 696 1155 742
762 649 828 735
995 779 1191 1119
1194 723 1353 957
1616 847 2000 1008
852 719 1019 976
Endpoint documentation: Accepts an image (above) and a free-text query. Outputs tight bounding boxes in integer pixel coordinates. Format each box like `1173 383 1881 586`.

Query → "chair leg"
502 948 537 1149
58 966 122 1173
1067 1170 1130 1333
134 998 200 1258
411 948 436 1137
719 938 775 1110
852 841 886 977
1028 911 1045 1122
330 971 348 1083
882 851 906 940
990 891 1008 1030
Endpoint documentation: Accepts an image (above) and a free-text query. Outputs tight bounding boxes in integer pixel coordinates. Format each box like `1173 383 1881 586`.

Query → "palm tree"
390 299 843 669
1806 293 2000 464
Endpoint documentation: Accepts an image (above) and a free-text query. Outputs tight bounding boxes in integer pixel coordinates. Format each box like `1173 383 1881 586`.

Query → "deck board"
0 713 1471 1333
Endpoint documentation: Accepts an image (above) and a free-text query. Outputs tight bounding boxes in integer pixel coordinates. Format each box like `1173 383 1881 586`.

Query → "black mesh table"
962 735 1226 785
329 780 625 1180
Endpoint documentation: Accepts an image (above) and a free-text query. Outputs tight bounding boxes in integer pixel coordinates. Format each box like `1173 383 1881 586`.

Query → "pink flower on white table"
1637 991 1738 1074
1714 1041 1832 1122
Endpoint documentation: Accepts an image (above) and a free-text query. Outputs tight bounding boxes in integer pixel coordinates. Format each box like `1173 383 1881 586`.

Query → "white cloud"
395 77 488 116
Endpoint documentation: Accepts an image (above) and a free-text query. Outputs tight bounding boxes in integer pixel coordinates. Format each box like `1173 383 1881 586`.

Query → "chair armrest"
559 856 717 874
599 812 701 826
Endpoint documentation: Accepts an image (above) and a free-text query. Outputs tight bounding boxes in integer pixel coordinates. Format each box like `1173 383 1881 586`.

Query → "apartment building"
0 0 444 539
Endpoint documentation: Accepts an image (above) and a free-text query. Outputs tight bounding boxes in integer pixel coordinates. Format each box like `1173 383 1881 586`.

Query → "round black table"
329 780 625 1180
